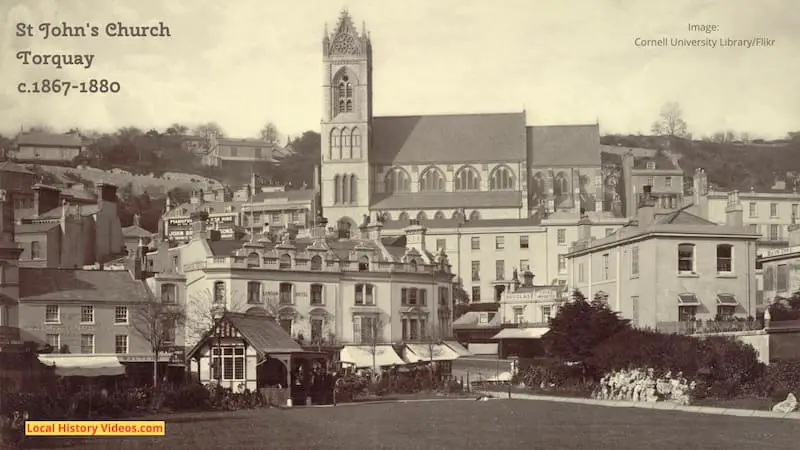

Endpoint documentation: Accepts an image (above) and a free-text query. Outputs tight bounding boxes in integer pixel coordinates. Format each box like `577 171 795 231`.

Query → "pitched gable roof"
0 161 35 174
122 225 154 238
528 124 600 167
371 112 527 164
370 191 522 210
187 312 303 360
654 209 716 225
19 268 150 303
633 153 680 171
17 132 83 148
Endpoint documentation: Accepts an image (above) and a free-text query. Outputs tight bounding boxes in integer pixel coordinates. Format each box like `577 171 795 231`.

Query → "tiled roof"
122 225 154 238
16 132 83 148
654 209 716 225
223 312 303 354
14 208 36 221
370 191 523 210
217 138 282 149
370 112 527 164
19 268 151 303
633 153 680 171
381 217 542 231
0 161 35 174
528 124 600 167
206 235 406 262
15 222 59 234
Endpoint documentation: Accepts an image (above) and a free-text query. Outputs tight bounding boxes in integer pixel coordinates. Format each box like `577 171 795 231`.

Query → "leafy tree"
650 102 689 138
259 122 281 146
279 131 321 188
165 123 189 136
193 122 225 148
542 290 630 369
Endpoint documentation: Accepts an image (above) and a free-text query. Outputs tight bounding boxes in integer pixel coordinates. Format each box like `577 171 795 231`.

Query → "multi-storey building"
757 222 800 303
14 183 126 268
12 132 84 162
201 137 288 167
0 162 38 210
381 211 626 303
622 150 684 212
161 187 314 243
148 211 456 364
566 189 759 331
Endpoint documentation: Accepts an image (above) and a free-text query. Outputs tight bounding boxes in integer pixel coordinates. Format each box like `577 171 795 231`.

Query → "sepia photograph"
0 0 799 448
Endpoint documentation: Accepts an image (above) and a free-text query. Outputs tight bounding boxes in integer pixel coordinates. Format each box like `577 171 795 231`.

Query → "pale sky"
0 0 797 140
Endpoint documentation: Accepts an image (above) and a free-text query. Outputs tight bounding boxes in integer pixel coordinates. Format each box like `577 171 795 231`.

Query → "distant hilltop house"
11 132 85 163
180 135 290 167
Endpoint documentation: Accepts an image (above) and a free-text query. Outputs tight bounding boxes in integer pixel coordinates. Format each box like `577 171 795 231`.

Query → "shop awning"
38 355 126 377
716 294 738 306
678 293 702 306
443 340 472 357
339 345 406 368
404 343 461 362
491 327 550 340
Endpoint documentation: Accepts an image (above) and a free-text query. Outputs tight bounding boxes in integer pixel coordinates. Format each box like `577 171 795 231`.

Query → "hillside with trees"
601 102 800 192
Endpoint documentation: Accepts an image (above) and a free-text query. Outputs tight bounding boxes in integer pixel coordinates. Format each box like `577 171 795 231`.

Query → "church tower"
320 9 373 236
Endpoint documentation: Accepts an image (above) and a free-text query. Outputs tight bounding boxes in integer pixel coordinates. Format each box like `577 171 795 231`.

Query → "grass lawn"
33 398 800 450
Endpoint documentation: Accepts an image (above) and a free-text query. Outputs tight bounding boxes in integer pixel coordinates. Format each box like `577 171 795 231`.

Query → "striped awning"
38 355 125 377
677 293 701 306
716 294 738 305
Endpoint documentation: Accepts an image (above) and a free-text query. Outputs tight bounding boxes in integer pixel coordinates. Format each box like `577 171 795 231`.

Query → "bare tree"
186 287 246 383
650 102 689 138
312 317 339 351
421 321 449 384
363 315 388 376
193 122 225 150
259 122 281 146
130 298 186 387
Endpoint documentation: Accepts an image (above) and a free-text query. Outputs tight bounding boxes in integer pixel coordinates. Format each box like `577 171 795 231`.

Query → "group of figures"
592 368 696 406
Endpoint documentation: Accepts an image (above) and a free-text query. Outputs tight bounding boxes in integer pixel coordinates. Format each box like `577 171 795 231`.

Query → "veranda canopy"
339 345 406 368
404 343 461 363
491 327 550 340
443 340 472 357
38 355 126 377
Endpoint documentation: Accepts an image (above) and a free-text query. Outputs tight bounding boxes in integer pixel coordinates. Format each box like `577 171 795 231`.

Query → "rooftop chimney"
622 150 635 217
636 185 656 227
190 210 209 241
360 211 383 241
33 184 61 217
133 213 141 228
312 216 328 241
404 219 427 254
522 270 534 287
725 190 744 227
577 213 593 241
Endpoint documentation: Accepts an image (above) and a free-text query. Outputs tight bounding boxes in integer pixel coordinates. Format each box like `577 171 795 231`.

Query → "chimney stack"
522 270 534 287
33 184 61 217
622 150 635 216
404 219 427 254
133 213 141 228
636 185 657 227
577 213 593 241
725 190 744 227
190 210 209 241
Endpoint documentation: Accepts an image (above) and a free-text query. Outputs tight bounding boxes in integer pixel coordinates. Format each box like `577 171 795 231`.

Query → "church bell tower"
320 9 373 236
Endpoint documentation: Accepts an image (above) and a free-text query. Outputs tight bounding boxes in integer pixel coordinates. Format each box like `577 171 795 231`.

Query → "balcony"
656 319 764 335
185 256 440 274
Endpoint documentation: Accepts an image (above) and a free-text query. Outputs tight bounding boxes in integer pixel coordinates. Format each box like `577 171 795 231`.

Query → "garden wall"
694 327 800 364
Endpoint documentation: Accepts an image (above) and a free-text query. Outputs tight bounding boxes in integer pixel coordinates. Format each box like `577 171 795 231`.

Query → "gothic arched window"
434 211 445 220
341 127 351 159
554 172 569 197
489 165 515 190
385 167 411 193
329 128 340 159
417 211 427 221
454 166 480 191
419 167 446 191
337 74 354 114
351 128 362 159
333 175 341 204
349 174 357 204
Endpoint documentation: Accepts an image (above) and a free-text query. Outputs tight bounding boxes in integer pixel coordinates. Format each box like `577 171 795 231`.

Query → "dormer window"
358 256 369 271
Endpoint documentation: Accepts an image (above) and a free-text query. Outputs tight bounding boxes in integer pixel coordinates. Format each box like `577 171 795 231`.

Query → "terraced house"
146 209 457 381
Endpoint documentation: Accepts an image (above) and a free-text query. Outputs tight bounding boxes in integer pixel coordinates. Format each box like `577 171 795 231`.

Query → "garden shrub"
746 360 800 400
162 383 212 411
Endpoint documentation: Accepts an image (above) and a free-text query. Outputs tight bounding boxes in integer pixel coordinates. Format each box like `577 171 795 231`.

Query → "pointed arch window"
454 166 480 191
385 167 411 193
349 174 357 204
341 128 351 159
417 211 427 221
489 166 515 190
329 128 340 160
419 167 446 191
351 128 362 159
434 211 445 220
333 175 342 204
336 74 354 114
398 212 410 221
554 172 569 197
469 211 481 221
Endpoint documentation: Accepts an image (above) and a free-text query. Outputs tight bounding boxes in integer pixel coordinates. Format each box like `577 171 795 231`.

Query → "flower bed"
592 368 695 405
